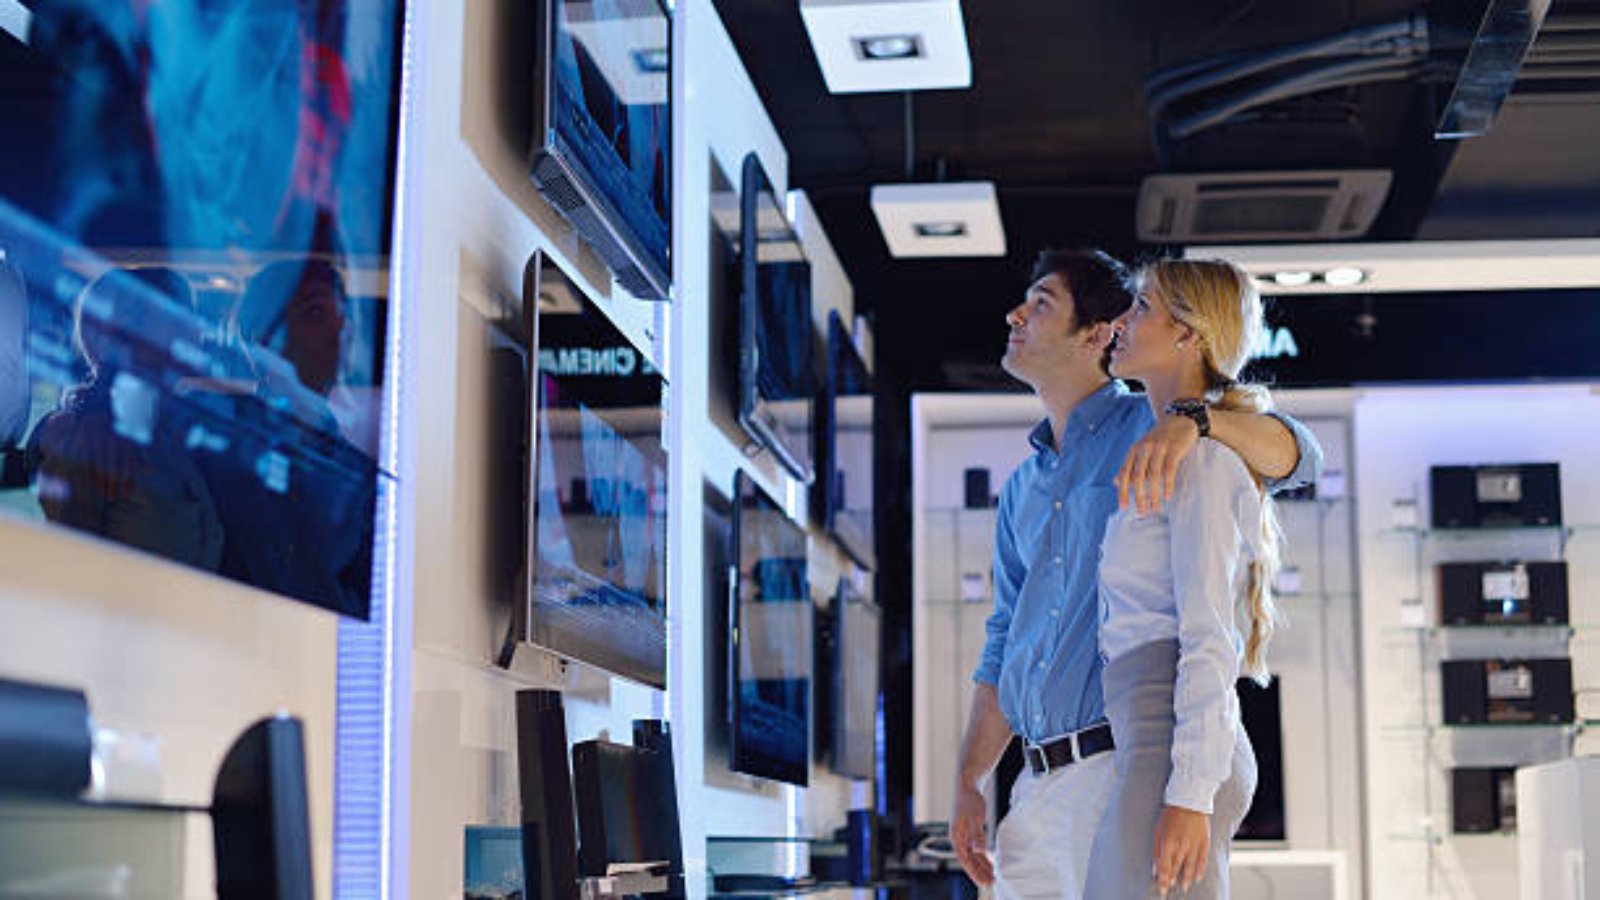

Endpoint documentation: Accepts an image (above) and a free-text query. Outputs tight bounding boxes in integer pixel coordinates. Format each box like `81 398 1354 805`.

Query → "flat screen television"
517 250 669 688
531 0 672 302
737 152 815 483
0 1 404 619
820 310 874 569
819 568 879 781
1235 677 1286 841
731 469 812 786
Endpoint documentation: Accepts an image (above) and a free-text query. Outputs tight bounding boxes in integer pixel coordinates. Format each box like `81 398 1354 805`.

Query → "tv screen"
0 1 404 619
828 569 879 780
822 310 874 570
531 0 672 301
1235 677 1286 841
731 469 812 786
737 153 814 483
524 250 668 687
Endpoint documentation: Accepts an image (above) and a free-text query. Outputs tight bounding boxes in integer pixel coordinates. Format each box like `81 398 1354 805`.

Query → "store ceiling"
714 0 1600 391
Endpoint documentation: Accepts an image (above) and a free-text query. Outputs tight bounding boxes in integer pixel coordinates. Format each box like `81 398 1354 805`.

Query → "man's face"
1001 274 1096 385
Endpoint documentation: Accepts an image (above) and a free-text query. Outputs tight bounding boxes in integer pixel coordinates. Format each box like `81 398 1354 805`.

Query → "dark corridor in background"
0 1 405 619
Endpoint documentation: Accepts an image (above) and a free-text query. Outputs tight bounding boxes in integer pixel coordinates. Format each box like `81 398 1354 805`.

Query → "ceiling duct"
1436 0 1552 137
1137 170 1392 243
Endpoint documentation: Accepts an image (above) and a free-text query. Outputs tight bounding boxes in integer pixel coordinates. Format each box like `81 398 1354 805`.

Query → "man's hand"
1152 805 1210 896
950 781 994 886
1115 413 1199 515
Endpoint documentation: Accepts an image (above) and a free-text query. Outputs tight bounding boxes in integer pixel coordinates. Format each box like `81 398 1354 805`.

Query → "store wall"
399 1 869 896
1355 385 1600 900
2 3 871 899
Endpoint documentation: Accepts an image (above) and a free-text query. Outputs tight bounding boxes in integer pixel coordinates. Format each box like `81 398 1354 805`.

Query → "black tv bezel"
729 468 812 787
518 249 670 689
821 309 875 570
737 152 816 484
829 570 879 781
529 0 674 302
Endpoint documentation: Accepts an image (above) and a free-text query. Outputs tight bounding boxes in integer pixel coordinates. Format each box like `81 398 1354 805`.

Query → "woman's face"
1108 282 1190 382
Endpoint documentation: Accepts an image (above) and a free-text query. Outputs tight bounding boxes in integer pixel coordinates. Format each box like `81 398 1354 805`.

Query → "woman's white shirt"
1097 439 1263 814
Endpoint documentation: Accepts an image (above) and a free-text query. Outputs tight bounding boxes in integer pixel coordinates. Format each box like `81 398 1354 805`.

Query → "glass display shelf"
1380 523 1600 540
0 792 205 897
1380 623 1581 637
1380 720 1594 736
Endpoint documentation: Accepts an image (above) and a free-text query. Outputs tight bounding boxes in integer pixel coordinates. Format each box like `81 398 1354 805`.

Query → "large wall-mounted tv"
0 1 404 620
737 153 814 483
821 568 879 781
516 250 668 688
820 310 874 570
531 0 672 302
731 469 812 786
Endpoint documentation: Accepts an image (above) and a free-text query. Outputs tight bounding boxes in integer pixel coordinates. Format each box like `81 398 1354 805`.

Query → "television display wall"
525 251 669 688
0 1 404 619
731 470 812 786
829 569 879 780
737 153 814 483
531 0 672 301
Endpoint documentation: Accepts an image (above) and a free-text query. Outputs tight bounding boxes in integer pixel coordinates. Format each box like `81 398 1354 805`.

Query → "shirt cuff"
1164 772 1218 815
1263 412 1322 494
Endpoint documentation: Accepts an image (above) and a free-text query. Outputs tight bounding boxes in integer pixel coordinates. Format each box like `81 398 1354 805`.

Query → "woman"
1084 258 1282 899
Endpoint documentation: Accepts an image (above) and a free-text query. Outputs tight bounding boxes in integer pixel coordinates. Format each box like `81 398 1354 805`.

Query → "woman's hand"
1152 804 1210 896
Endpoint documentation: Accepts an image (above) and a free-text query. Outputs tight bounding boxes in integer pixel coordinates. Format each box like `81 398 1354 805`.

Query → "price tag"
960 572 987 603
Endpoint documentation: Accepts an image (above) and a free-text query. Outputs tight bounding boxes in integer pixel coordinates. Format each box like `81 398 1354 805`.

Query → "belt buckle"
1027 743 1050 775
1067 729 1082 763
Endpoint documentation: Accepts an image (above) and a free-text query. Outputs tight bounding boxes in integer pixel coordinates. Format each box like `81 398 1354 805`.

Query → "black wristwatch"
1163 397 1211 438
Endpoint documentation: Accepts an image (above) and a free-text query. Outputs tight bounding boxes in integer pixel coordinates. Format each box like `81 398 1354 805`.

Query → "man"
950 249 1321 899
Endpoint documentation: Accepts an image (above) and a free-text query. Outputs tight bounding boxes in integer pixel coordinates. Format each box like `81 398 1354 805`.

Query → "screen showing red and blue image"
0 2 403 619
733 472 811 786
551 0 671 281
532 274 668 688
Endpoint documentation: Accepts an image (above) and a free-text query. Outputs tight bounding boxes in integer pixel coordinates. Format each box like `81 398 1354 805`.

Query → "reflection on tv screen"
733 473 811 786
551 0 671 278
0 1 403 619
530 257 668 687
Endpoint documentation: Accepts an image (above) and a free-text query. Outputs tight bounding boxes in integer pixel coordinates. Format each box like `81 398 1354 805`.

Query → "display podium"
1517 757 1600 899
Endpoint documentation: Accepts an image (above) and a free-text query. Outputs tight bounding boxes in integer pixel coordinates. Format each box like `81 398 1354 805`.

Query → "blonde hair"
1137 258 1283 685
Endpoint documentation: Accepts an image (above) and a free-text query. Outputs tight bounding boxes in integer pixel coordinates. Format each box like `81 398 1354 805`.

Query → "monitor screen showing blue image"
731 470 812 786
539 0 671 299
529 252 668 688
0 1 403 619
737 153 814 483
823 310 874 570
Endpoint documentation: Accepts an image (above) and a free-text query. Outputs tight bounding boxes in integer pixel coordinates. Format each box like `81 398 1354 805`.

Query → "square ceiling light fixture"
800 0 972 94
871 182 1005 258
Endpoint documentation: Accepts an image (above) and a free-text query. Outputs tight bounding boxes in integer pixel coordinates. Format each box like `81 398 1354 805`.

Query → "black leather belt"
1023 723 1114 775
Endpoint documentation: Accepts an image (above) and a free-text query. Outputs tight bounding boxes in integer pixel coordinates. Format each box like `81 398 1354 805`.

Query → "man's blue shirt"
972 380 1323 743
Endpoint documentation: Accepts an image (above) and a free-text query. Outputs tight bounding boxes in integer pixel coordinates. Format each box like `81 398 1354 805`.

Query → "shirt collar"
1027 380 1129 454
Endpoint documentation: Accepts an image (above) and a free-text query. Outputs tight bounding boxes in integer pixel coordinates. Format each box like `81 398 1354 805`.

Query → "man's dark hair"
1028 249 1133 329
1029 249 1133 374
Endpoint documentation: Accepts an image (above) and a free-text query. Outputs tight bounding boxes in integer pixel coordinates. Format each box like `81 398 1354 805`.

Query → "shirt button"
1088 423 1097 433
1049 609 1060 618
1037 662 1046 670
1050 460 1059 469
1054 555 1063 564
1054 501 1063 511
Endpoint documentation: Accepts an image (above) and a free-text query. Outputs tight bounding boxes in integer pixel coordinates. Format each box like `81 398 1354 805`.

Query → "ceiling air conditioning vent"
1137 170 1392 243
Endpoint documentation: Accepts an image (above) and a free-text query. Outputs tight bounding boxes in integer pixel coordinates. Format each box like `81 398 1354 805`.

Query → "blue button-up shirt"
972 380 1322 744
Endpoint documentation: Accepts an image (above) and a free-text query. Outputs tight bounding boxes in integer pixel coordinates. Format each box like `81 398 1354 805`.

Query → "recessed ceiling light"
855 34 923 61
871 181 1005 258
913 221 967 238
1323 267 1367 287
800 0 971 94
1272 271 1314 287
